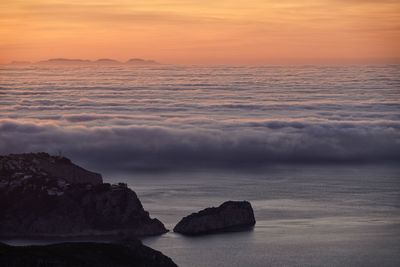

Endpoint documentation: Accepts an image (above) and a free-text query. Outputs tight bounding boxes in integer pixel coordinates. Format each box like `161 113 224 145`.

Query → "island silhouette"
17 58 160 65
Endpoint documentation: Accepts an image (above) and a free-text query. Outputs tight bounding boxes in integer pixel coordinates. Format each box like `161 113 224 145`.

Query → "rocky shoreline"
0 153 257 266
0 239 177 267
0 153 167 239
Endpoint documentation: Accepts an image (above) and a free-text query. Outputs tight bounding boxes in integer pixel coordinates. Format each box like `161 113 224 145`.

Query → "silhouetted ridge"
126 58 158 64
0 153 167 238
37 58 92 64
95 58 121 64
0 240 177 267
34 58 158 65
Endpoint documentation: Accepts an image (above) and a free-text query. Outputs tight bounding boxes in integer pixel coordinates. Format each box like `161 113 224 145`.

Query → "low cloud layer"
1 119 399 173
1 65 399 173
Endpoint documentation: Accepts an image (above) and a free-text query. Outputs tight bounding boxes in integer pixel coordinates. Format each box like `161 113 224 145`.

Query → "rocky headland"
174 201 256 236
0 239 177 267
0 153 167 238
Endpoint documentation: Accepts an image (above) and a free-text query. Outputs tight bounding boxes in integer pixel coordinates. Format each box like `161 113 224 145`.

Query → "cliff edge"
0 153 167 238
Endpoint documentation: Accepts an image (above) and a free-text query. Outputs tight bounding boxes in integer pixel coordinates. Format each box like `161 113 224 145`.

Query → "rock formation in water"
0 153 167 238
173 201 256 235
0 239 177 267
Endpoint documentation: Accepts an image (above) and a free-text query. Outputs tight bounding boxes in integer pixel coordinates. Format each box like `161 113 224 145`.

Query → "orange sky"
1 0 399 64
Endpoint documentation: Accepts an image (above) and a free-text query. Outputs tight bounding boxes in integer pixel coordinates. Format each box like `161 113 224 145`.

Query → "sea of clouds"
1 119 399 172
0 64 399 172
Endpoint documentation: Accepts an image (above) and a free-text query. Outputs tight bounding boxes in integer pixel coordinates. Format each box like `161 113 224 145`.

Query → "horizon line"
3 57 400 66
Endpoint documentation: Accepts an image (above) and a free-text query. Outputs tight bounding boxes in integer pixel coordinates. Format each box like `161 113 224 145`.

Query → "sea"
0 64 399 266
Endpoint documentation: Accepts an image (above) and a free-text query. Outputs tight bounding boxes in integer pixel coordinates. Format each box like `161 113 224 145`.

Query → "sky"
0 0 400 64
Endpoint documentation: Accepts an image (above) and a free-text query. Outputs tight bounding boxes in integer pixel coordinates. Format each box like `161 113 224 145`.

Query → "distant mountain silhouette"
33 58 159 65
37 58 92 64
95 58 121 64
126 58 158 65
9 61 31 65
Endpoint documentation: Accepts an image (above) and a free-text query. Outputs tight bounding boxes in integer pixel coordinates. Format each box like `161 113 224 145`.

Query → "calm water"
1 64 400 266
134 166 400 267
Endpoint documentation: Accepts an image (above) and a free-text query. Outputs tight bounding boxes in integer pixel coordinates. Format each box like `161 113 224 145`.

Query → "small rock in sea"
173 201 256 236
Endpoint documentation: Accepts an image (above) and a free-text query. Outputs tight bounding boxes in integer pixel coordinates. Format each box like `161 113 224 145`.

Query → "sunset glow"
1 0 399 64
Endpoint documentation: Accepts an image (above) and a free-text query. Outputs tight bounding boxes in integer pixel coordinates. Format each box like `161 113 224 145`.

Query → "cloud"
2 1 229 27
0 119 399 173
1 64 399 173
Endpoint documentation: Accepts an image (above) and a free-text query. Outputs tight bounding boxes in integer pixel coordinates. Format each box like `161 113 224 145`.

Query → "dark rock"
173 201 256 236
0 153 167 238
0 152 102 185
0 240 177 267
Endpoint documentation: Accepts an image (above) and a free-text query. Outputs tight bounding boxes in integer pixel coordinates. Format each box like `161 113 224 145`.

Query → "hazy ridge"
6 58 158 65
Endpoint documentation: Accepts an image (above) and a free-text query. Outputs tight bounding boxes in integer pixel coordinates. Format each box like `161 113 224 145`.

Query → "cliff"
0 239 177 267
0 153 167 238
0 152 102 185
